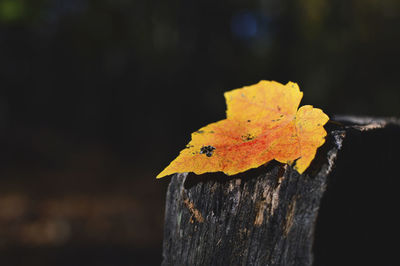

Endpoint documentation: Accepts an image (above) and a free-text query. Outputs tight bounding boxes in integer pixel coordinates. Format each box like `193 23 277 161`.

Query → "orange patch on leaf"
157 80 329 178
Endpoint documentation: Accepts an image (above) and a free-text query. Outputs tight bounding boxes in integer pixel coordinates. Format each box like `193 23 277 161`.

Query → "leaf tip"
156 167 173 179
156 173 166 179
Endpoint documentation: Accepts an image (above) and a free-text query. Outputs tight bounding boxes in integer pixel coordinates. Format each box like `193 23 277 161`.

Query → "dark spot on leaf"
280 114 284 117
209 131 214 133
247 120 251 122
241 134 255 142
277 106 281 111
196 130 204 134
200 145 216 157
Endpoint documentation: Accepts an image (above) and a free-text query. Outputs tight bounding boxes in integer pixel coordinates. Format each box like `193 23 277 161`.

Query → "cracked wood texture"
161 117 399 266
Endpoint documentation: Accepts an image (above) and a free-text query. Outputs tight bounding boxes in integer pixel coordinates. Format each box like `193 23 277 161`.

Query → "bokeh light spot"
231 11 258 39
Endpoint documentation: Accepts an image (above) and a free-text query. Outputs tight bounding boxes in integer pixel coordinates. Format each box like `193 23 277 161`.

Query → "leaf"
157 80 329 178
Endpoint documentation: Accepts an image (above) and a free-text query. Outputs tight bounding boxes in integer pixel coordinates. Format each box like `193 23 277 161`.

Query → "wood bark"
161 117 399 266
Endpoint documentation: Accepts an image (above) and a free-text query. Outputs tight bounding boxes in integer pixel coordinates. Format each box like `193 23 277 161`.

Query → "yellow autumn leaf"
157 80 329 178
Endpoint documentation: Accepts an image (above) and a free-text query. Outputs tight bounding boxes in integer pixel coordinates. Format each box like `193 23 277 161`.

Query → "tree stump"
161 117 400 266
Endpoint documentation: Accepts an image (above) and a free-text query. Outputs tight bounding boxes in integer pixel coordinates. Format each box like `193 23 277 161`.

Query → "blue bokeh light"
231 11 258 39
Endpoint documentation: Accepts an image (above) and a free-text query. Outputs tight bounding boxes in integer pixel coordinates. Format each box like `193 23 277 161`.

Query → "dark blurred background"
0 0 398 265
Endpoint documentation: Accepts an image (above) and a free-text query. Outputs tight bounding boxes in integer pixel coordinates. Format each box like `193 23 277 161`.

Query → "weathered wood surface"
161 117 399 266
